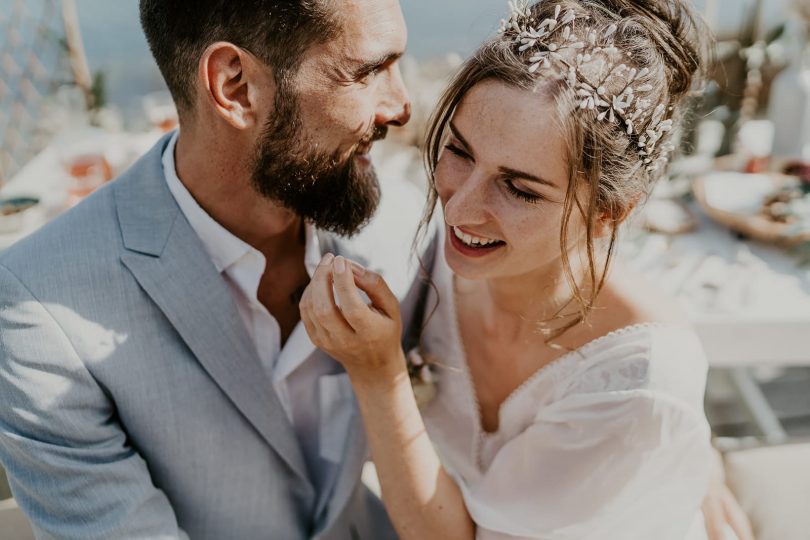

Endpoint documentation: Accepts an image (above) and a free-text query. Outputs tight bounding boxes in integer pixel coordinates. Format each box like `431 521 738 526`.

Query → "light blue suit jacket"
0 134 433 539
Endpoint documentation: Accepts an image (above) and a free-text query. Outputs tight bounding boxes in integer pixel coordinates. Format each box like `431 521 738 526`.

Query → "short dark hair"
139 0 340 114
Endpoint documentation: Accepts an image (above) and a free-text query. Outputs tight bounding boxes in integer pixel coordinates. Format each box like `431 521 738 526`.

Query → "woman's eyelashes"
444 143 472 161
504 178 543 203
444 143 544 204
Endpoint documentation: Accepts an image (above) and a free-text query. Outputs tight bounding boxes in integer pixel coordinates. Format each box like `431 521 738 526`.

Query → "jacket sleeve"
0 263 188 540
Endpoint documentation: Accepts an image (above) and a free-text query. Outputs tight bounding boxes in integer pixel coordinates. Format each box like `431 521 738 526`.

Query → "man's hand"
702 450 755 540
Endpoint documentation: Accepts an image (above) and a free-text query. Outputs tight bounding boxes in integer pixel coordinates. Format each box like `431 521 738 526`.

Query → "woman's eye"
444 144 472 161
504 179 543 204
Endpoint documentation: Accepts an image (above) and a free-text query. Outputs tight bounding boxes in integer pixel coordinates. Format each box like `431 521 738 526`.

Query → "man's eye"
356 66 382 82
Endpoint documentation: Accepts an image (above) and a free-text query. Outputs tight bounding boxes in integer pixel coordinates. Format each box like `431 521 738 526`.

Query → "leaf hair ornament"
499 1 675 174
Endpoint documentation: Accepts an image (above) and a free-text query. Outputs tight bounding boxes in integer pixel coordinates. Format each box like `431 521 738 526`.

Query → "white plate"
701 172 778 215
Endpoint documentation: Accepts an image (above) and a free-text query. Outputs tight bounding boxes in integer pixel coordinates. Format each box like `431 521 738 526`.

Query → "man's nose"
376 65 412 127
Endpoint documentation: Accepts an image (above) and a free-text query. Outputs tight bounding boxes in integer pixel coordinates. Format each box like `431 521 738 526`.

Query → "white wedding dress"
419 250 712 540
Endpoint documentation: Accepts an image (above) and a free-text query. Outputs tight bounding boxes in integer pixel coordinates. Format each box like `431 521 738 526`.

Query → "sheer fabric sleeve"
463 390 711 540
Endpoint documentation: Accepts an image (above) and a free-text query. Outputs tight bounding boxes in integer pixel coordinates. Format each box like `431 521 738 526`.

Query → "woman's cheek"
439 152 474 187
434 157 457 202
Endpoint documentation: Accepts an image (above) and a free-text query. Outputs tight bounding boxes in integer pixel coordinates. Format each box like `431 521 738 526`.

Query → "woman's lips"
353 141 374 165
354 152 372 166
448 225 506 258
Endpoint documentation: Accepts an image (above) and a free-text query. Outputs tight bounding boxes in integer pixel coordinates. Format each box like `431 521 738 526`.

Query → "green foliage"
90 70 106 110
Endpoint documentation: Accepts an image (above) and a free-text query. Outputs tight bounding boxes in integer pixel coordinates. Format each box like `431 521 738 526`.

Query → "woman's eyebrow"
450 121 555 188
499 166 556 188
448 122 474 154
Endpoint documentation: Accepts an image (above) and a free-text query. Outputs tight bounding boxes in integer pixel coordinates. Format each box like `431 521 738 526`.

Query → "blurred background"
2 1 810 539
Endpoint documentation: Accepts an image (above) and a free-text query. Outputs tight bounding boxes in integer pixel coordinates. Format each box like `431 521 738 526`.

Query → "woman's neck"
459 266 586 341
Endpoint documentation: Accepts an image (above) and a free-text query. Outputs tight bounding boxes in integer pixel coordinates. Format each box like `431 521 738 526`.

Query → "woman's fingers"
332 256 372 331
301 253 353 336
352 264 400 319
299 301 323 346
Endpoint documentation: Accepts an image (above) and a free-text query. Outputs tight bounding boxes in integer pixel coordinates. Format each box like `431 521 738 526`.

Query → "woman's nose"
443 172 490 226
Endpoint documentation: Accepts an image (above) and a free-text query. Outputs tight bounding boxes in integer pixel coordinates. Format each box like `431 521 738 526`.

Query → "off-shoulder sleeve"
462 390 711 540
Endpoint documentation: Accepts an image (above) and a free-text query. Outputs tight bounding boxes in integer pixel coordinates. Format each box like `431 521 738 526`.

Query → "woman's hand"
300 253 406 385
301 260 474 540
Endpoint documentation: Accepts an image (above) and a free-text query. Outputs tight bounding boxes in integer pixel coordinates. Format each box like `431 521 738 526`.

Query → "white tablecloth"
624 208 810 367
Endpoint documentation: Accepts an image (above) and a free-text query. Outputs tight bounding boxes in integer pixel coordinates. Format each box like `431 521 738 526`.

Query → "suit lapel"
114 135 312 490
318 414 368 532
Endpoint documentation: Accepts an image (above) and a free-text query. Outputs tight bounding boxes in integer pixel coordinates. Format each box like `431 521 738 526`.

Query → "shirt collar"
161 130 322 279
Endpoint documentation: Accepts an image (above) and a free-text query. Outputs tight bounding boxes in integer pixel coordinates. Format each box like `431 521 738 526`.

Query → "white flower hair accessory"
499 0 675 174
406 348 437 409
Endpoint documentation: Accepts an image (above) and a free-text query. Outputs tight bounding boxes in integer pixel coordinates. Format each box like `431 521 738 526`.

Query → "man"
0 0 430 538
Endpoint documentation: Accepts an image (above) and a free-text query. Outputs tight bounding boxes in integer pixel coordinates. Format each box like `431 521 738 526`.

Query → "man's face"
251 0 411 237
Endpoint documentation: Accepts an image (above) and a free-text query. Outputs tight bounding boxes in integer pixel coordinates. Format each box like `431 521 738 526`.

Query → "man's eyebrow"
347 51 403 77
449 122 556 189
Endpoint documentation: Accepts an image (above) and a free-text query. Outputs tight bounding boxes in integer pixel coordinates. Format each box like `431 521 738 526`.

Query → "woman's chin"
444 241 497 281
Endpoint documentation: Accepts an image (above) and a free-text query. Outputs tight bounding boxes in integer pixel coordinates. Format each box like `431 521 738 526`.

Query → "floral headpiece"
499 1 675 174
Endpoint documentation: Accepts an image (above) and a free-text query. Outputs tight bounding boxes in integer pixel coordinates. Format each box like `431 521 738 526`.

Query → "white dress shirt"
161 131 348 514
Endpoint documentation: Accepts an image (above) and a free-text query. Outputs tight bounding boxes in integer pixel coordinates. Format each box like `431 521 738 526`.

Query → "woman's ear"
198 42 275 130
595 194 642 238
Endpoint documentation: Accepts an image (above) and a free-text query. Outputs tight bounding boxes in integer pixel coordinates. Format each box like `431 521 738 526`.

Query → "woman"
301 1 716 538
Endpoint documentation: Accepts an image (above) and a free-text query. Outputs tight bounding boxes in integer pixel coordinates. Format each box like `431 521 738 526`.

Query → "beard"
250 89 385 237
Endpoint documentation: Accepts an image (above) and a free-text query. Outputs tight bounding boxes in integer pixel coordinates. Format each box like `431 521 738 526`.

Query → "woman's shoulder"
562 322 708 414
596 261 692 327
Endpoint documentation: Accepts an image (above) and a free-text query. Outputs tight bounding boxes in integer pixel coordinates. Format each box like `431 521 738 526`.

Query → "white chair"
0 499 35 540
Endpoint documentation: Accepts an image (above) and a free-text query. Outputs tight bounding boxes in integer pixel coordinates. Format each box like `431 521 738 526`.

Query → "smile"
452 226 500 246
449 226 506 257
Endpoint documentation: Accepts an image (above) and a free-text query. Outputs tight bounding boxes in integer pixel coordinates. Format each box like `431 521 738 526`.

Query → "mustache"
359 125 388 146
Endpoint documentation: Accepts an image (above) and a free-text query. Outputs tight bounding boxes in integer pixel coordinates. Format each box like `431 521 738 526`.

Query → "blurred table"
0 130 163 251
626 202 810 442
627 206 810 367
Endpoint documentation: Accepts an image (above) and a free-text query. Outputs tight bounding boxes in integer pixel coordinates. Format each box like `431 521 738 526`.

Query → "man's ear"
198 42 274 130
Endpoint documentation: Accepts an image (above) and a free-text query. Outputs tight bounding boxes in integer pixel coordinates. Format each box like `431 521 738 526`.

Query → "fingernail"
334 256 346 274
350 261 366 275
322 253 335 265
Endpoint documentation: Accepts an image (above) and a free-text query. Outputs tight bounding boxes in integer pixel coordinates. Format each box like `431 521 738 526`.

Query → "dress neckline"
441 260 677 451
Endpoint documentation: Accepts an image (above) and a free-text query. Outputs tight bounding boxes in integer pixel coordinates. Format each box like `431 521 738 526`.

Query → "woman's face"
436 79 584 283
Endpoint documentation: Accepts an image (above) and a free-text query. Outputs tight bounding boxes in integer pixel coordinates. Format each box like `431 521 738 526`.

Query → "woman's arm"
300 254 475 540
